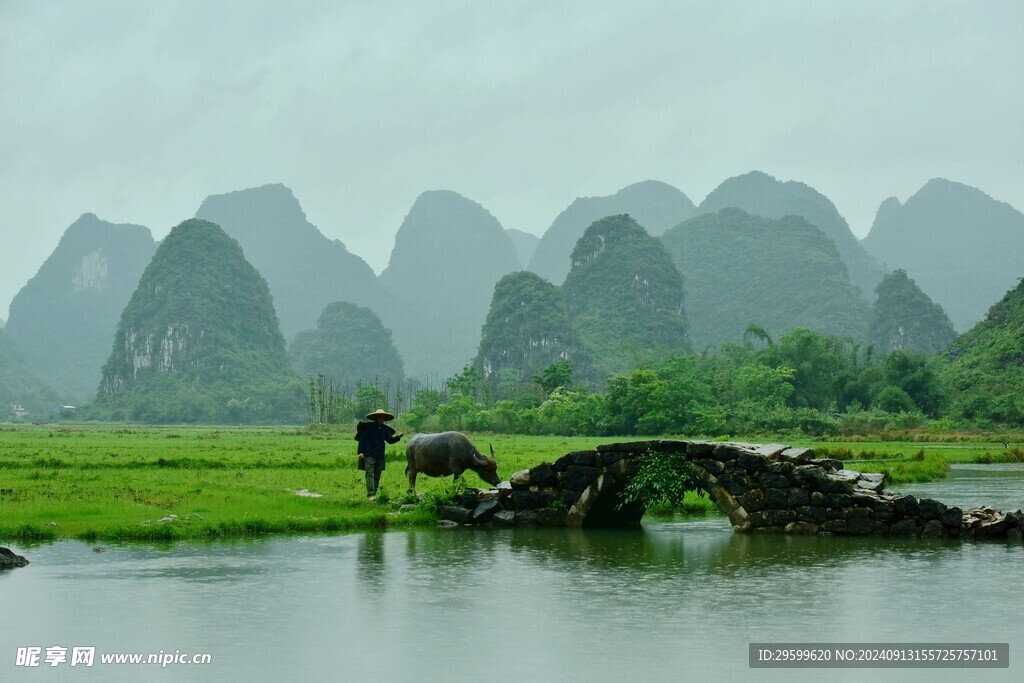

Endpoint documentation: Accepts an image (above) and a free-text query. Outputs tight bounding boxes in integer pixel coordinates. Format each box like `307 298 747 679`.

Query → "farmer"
355 409 404 498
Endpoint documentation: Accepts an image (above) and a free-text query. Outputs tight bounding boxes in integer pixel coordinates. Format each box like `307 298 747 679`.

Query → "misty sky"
2 0 1022 320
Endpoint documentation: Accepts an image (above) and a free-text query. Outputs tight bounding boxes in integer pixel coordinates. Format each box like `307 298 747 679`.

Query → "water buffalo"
405 431 500 491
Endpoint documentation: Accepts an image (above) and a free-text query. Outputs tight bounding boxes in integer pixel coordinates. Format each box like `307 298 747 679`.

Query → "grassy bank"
0 425 1011 541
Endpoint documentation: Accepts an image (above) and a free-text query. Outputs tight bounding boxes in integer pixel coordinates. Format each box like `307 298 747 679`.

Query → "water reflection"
2 467 1023 683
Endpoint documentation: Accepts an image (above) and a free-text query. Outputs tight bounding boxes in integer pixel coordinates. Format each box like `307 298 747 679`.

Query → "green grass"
0 426 610 542
0 425 1006 541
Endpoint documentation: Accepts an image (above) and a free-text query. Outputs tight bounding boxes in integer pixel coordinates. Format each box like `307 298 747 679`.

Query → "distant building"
8 403 28 418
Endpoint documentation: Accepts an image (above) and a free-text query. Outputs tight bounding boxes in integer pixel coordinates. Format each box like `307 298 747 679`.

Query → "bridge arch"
437 439 1022 540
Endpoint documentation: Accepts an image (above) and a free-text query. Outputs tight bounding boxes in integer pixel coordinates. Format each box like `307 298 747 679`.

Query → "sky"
2 0 1022 320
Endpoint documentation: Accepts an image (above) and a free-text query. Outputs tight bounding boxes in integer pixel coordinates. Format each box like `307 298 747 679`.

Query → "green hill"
562 215 690 378
698 171 884 297
869 269 957 355
195 184 388 341
94 219 300 423
474 271 590 382
862 178 1024 331
661 208 870 348
378 190 521 378
289 301 404 388
1 330 59 418
940 277 1024 426
528 180 696 285
4 213 156 402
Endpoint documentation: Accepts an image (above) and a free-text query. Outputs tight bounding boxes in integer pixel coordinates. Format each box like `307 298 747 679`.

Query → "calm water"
2 465 1022 683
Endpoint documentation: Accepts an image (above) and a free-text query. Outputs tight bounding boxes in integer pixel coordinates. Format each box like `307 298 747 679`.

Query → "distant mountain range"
528 180 696 285
4 173 1023 422
3 213 156 403
661 208 870 348
379 190 521 378
94 219 299 423
195 183 387 342
862 178 1024 331
697 171 885 298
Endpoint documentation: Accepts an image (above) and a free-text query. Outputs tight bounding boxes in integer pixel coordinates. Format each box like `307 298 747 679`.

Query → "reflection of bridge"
439 440 1023 540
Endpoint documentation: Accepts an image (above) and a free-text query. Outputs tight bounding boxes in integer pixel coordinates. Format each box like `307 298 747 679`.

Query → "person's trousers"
365 456 384 496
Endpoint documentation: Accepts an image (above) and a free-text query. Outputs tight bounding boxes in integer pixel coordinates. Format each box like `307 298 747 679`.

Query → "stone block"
825 507 850 520
821 519 848 533
779 447 815 464
736 453 766 473
511 491 542 511
794 507 827 524
918 498 947 521
510 469 533 490
813 458 843 471
921 519 945 538
600 450 627 466
569 450 599 467
438 505 473 524
792 465 829 490
685 441 717 458
751 509 797 526
718 471 750 496
752 526 785 533
562 465 600 492
535 508 568 527
493 510 516 526
893 495 919 517
514 510 538 527
759 472 791 489
764 488 789 510
738 488 766 512
559 489 580 507
855 473 885 493
695 458 725 475
810 491 827 507
753 443 789 459
529 462 557 488
787 488 810 507
551 454 574 472
826 493 853 508
472 499 500 522
890 519 920 537
766 461 796 477
785 521 819 535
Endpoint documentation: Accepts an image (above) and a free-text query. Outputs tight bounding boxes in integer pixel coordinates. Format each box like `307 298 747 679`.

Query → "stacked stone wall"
438 440 1023 541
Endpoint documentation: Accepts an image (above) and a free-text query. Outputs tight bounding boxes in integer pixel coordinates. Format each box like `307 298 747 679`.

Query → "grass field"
0 424 1016 542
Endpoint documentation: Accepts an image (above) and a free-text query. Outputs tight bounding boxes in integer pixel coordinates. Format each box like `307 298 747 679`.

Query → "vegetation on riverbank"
0 425 1017 542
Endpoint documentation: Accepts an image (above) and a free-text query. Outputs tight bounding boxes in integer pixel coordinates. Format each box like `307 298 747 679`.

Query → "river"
2 464 1021 682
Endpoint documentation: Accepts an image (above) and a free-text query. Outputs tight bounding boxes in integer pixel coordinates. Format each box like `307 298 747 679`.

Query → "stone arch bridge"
438 440 1022 541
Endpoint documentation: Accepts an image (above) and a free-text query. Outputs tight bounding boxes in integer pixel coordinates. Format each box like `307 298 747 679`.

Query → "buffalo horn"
489 444 496 461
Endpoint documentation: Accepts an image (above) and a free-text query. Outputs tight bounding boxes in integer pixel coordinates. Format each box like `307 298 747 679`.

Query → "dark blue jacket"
355 422 400 461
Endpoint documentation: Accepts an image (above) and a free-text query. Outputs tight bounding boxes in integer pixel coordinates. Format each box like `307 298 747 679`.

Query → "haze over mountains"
661 208 871 348
863 178 1024 332
697 171 886 297
195 184 387 341
95 219 298 423
528 180 696 285
4 213 156 403
379 190 521 378
3 170 1023 422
